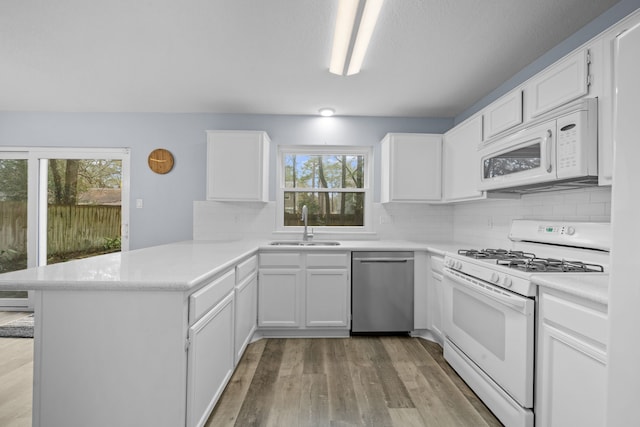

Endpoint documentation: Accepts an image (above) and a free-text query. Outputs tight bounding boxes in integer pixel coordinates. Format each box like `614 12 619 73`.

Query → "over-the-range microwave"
478 98 598 193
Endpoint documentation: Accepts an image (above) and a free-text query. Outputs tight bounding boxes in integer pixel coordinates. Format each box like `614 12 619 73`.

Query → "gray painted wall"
455 0 640 124
0 113 450 249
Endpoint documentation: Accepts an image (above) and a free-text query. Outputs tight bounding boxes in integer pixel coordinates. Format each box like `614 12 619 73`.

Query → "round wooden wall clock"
147 148 174 174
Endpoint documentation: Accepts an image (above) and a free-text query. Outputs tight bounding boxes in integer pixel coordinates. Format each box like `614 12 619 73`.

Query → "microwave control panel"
556 108 595 177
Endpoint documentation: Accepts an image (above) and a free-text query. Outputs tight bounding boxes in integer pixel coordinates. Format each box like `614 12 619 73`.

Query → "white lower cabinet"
258 251 350 333
234 269 258 363
258 268 303 327
186 292 235 427
428 255 444 342
536 289 607 427
306 269 349 327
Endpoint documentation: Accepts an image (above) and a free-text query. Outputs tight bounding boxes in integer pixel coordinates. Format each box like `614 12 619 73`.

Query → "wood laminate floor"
0 314 502 427
0 312 33 427
207 337 503 427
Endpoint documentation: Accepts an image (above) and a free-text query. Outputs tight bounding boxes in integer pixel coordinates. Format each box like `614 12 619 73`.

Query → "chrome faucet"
301 205 313 241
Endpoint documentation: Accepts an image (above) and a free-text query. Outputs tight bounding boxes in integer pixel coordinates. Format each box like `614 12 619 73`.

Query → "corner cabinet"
536 289 608 427
442 115 485 202
206 130 270 202
234 255 258 363
380 133 442 202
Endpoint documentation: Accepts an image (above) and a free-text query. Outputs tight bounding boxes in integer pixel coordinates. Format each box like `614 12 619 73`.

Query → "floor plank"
208 337 503 427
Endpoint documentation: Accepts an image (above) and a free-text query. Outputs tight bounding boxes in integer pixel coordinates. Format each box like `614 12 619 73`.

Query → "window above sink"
276 145 373 233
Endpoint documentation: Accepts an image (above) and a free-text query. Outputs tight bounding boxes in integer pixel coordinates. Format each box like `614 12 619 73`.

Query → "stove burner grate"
457 248 605 273
496 258 605 273
458 248 536 260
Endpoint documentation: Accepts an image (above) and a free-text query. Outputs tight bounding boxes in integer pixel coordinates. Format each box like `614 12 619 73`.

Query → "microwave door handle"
545 129 553 173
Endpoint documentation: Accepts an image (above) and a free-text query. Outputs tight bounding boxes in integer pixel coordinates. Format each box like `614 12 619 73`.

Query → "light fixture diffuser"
329 0 384 76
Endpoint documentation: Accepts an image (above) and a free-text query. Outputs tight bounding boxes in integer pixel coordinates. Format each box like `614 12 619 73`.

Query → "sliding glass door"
0 153 30 308
0 148 130 310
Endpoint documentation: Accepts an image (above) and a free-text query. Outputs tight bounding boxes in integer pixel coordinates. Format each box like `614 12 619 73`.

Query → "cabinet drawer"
236 255 258 283
259 252 302 267
306 253 349 268
541 291 607 345
189 269 235 325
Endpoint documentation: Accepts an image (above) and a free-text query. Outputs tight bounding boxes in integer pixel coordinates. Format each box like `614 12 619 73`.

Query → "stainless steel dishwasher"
351 251 414 334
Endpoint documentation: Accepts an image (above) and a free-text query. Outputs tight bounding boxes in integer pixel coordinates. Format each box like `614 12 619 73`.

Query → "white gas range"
442 220 610 427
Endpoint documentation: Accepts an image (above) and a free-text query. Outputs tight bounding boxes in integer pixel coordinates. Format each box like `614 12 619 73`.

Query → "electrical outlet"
136 199 143 209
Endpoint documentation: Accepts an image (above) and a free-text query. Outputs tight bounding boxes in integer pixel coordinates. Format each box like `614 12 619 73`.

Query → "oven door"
479 120 555 191
442 267 535 407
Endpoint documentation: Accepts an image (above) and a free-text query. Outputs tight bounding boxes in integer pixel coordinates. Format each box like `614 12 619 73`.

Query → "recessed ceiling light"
319 108 335 117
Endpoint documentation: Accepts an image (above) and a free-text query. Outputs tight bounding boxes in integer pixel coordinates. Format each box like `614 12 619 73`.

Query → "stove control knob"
445 259 452 267
490 272 500 283
502 276 513 287
456 261 463 270
567 226 576 235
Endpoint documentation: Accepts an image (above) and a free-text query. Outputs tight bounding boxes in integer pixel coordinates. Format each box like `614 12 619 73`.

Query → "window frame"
276 145 373 233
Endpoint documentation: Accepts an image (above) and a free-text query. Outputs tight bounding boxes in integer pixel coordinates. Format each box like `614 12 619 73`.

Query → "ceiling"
0 0 619 118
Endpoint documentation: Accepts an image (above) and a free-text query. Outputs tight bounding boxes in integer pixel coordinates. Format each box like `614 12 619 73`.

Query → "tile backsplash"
452 186 612 248
193 186 611 247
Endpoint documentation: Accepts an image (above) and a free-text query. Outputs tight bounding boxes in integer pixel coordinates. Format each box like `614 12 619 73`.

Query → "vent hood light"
329 0 384 76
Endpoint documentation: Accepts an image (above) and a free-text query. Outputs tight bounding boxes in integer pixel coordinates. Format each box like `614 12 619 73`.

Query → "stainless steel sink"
269 240 340 246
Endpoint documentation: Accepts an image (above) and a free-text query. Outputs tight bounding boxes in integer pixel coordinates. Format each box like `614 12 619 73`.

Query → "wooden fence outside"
0 202 121 257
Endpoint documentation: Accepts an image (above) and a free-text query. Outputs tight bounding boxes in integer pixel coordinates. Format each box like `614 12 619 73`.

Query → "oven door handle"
443 268 530 313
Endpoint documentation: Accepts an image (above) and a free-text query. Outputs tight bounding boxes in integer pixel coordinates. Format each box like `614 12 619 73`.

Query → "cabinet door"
483 89 523 139
443 115 485 201
234 271 257 363
536 291 607 427
186 292 235 427
536 322 607 427
381 133 442 202
206 130 270 202
258 269 302 328
305 269 349 328
429 270 444 341
526 49 590 119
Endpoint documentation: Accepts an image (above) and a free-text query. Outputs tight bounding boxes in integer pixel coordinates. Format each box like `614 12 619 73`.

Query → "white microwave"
478 98 598 192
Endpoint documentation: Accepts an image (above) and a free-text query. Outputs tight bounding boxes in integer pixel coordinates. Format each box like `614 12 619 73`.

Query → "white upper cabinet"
443 116 485 202
483 89 523 140
525 48 590 119
380 133 442 202
601 10 640 186
206 130 270 202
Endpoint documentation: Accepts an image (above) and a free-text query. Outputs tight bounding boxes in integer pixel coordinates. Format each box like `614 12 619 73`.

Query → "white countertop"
0 239 454 292
532 273 609 306
0 238 608 303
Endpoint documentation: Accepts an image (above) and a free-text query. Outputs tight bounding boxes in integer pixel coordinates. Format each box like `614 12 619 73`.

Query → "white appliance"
442 220 609 427
478 98 598 193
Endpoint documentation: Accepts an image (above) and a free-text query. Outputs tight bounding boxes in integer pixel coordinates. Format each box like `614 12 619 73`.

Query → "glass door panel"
0 156 30 305
44 159 122 265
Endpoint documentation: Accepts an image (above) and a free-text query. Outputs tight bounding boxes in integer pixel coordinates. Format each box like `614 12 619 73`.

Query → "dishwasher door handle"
356 258 412 263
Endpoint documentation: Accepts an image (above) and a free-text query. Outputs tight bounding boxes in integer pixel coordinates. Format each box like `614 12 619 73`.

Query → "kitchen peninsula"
0 239 451 427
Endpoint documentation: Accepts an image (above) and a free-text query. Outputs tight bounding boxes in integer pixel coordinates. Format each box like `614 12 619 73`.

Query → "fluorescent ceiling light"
329 0 384 76
347 0 384 75
329 0 359 75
